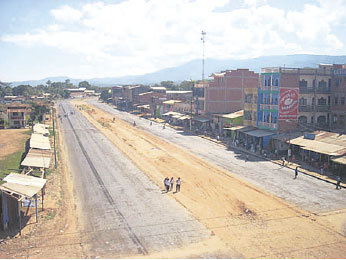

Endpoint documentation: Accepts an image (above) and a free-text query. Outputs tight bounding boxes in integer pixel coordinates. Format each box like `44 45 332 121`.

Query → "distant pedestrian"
164 177 170 192
336 176 341 190
150 121 152 126
294 166 298 179
282 157 285 166
176 177 181 193
133 121 136 126
245 154 249 162
170 177 174 191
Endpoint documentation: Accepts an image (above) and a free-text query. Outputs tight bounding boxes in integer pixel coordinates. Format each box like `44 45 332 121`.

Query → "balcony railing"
299 86 331 94
9 116 25 120
299 105 330 112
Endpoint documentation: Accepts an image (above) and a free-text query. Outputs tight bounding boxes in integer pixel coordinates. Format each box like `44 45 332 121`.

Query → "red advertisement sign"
279 88 298 120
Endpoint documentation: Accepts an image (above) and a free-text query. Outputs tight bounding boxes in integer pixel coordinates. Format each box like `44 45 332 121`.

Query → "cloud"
50 5 83 22
1 0 346 78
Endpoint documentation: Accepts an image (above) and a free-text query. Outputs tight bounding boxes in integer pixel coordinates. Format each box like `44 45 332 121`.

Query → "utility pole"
201 30 206 81
52 104 57 169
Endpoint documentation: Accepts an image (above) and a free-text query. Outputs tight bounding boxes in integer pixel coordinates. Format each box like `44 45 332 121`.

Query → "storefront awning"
290 137 345 156
236 126 256 133
332 155 346 165
192 117 211 123
246 129 275 138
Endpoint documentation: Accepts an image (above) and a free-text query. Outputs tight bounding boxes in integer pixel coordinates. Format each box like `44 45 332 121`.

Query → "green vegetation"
0 130 31 183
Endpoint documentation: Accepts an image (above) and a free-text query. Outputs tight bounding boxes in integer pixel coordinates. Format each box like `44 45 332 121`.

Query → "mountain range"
10 54 346 87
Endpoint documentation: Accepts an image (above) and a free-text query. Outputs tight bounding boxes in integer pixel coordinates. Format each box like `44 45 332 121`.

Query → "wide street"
57 100 209 258
55 99 346 258
90 100 346 214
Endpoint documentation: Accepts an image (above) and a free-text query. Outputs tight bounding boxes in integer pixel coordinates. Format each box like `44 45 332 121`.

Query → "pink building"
205 69 259 114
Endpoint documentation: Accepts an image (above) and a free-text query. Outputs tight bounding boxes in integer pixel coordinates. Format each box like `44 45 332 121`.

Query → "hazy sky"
1 0 345 81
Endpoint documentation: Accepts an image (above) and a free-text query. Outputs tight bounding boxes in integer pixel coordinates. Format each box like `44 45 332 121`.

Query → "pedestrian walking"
176 177 181 193
245 154 249 162
336 176 341 190
294 166 298 179
150 121 152 126
282 157 285 166
170 177 174 191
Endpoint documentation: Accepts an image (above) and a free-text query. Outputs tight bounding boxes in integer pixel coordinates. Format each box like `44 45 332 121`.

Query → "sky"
0 0 345 82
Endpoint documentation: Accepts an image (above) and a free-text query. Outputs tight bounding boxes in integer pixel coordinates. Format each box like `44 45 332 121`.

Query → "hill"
11 54 346 87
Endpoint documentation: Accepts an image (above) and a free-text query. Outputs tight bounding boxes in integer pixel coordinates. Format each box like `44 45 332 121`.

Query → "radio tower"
201 30 206 81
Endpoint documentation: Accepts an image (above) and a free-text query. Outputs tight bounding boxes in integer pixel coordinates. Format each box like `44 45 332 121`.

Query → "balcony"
316 105 330 112
298 105 330 112
299 86 331 94
299 105 313 112
299 87 314 94
316 87 331 94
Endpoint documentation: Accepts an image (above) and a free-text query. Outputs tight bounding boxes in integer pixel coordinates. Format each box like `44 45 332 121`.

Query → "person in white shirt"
176 177 181 193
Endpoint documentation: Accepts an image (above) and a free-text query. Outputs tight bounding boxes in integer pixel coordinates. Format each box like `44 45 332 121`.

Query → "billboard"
279 88 299 120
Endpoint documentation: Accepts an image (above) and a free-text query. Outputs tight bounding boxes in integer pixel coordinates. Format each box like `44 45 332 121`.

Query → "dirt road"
74 99 346 258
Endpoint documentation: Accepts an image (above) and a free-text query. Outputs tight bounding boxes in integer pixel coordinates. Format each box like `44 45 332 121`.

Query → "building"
166 90 192 101
243 86 258 127
205 69 259 114
258 67 299 133
331 64 346 132
298 64 333 130
6 103 31 128
194 82 208 115
68 88 86 98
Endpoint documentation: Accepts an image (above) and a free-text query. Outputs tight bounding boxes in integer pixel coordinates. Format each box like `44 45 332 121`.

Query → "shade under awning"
245 129 275 138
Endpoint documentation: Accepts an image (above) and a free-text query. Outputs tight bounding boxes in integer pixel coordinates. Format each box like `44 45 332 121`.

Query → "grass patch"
0 132 30 183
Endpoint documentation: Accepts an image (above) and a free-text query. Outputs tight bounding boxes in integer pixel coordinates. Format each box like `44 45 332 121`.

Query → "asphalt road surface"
57 100 209 258
90 100 346 214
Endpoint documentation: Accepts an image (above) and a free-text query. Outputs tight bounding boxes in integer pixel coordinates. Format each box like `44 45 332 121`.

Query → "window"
318 80 326 88
312 97 315 105
318 97 326 105
340 115 345 125
245 94 253 103
328 79 331 88
299 98 307 105
311 116 314 123
335 79 340 87
341 97 345 105
335 97 338 105
254 95 257 104
244 111 252 120
299 80 307 87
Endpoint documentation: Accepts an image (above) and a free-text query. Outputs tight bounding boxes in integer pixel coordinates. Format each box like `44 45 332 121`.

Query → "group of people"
164 177 181 193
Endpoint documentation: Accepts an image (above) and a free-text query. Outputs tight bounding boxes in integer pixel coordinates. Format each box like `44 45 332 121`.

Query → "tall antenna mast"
201 30 206 81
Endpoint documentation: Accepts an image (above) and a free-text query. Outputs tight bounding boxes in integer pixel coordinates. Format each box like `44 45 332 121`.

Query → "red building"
205 69 259 114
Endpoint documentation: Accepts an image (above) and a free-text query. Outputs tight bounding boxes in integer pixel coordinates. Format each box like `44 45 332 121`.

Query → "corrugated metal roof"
30 133 51 150
21 156 51 168
33 124 50 135
290 137 345 156
246 129 275 138
1 173 46 198
332 155 346 165
4 173 46 187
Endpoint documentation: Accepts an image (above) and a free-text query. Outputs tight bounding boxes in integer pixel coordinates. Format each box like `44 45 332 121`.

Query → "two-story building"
6 103 31 128
331 64 346 131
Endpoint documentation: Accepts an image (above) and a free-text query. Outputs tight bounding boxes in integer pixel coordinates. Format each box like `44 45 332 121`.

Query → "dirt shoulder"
74 100 346 259
0 108 84 258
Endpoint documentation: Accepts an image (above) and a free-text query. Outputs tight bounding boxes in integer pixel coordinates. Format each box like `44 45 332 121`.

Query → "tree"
160 81 177 90
100 89 112 102
46 80 52 87
78 81 91 89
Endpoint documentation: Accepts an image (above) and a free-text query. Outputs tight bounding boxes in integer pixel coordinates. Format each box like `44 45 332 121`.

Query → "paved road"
58 100 209 258
90 100 346 214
